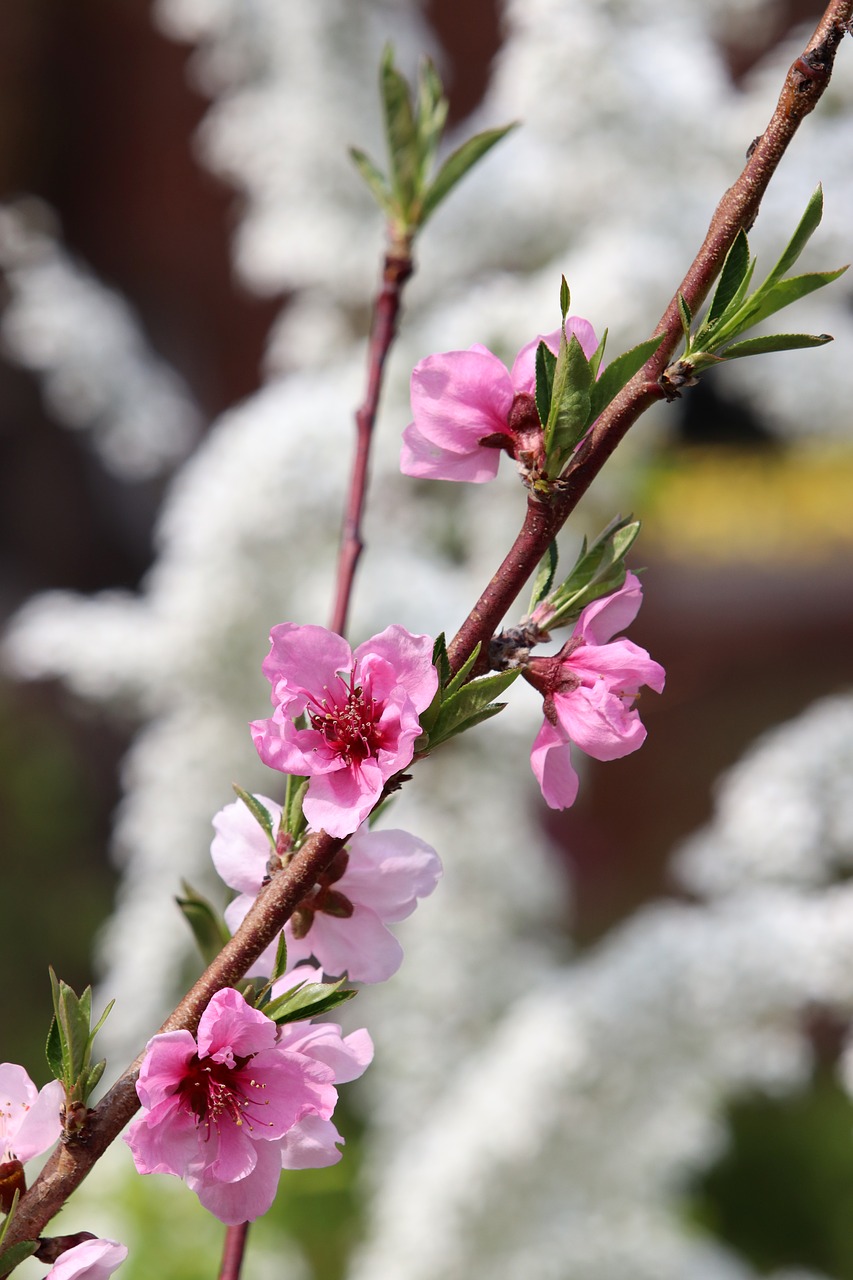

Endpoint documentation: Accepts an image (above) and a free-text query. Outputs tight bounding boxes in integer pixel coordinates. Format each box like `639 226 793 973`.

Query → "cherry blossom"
401 318 598 483
251 623 437 837
46 1238 128 1279
524 573 665 809
124 987 370 1224
0 1062 62 1171
211 794 442 983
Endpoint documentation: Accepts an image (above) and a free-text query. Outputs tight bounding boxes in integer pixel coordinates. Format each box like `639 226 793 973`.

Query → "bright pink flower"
0 1063 63 1164
401 318 598 483
250 624 438 838
525 573 665 809
46 1239 128 1279
211 795 442 984
124 987 368 1225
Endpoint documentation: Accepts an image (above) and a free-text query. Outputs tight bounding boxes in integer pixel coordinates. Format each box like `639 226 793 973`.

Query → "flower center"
181 1054 270 1140
308 670 383 764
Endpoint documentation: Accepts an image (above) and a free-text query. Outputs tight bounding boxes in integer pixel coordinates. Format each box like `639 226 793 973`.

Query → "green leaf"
546 334 594 458
232 786 277 849
380 48 419 212
429 669 519 747
348 146 394 217
45 1016 63 1080
414 58 448 188
0 1241 39 1274
89 998 115 1047
767 184 824 283
85 1058 106 1095
735 267 848 330
442 642 482 701
420 124 516 225
559 275 570 320
271 932 289 984
588 335 664 422
432 632 451 689
543 515 640 628
528 541 559 613
284 776 309 841
534 340 557 427
265 979 357 1025
705 229 751 326
719 331 833 359
175 882 231 966
677 292 692 343
588 327 608 381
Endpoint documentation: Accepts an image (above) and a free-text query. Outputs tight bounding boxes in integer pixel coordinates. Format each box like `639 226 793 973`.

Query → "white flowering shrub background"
3 1 853 1277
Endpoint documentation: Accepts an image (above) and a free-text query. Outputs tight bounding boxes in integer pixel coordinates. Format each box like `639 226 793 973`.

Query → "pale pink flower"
401 318 598 483
525 573 665 809
124 987 369 1225
46 1238 128 1279
211 795 441 984
250 624 438 837
0 1063 63 1164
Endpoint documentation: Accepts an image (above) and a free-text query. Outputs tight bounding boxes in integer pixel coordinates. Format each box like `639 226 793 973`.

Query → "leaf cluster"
45 970 113 1113
673 186 846 381
416 636 519 753
535 278 663 477
350 47 514 244
528 515 641 630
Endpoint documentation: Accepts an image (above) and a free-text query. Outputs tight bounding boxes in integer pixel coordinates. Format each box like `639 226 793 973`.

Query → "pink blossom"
525 573 665 809
401 318 598 483
46 1239 128 1279
211 795 442 984
250 624 438 838
0 1063 63 1164
124 987 369 1225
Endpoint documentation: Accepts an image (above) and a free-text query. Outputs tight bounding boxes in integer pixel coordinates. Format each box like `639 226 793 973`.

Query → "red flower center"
308 670 383 764
181 1054 271 1140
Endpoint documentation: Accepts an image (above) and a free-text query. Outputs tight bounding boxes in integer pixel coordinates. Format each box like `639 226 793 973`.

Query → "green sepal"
0 1241 39 1274
176 881 232 966
587 334 664 422
232 785 277 851
534 341 557 427
713 331 833 359
265 977 357 1026
427 669 519 750
528 541 559 613
419 124 516 225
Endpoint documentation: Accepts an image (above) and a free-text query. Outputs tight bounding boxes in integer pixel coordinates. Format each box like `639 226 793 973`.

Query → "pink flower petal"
530 719 580 810
46 1238 128 1279
553 680 647 761
211 795 280 897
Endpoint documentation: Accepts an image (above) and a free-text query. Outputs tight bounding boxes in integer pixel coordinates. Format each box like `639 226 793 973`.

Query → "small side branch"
218 1223 250 1280
329 248 414 638
447 0 852 674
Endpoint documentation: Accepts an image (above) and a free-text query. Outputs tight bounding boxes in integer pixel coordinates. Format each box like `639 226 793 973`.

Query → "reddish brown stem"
329 248 414 637
0 830 341 1270
218 1222 250 1280
448 1 852 674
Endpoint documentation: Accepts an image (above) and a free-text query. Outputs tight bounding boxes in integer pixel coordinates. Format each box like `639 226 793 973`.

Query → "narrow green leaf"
176 882 232 966
735 267 848 330
442 642 482 701
588 335 664 422
414 58 448 188
430 669 519 746
381 48 419 211
706 229 751 325
419 124 516 225
528 541 559 613
0 1241 39 1273
677 292 692 343
534 340 556 427
271 933 289 984
435 701 508 742
547 334 594 457
432 632 451 689
85 1058 106 1095
719 331 833 359
349 147 394 217
232 786 277 848
767 184 824 283
89 998 115 1047
45 1017 63 1080
265 979 356 1025
559 275 570 320
284 776 309 840
588 327 608 381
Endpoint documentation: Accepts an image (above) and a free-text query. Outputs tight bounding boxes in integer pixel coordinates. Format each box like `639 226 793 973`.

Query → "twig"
329 247 414 637
0 830 341 1270
218 1223 250 1280
447 0 852 674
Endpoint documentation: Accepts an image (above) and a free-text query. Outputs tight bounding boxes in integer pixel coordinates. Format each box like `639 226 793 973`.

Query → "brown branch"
448 0 852 674
0 830 341 1271
329 247 414 637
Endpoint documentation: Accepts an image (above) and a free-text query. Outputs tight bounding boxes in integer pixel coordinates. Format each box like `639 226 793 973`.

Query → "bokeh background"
2 2 853 1278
